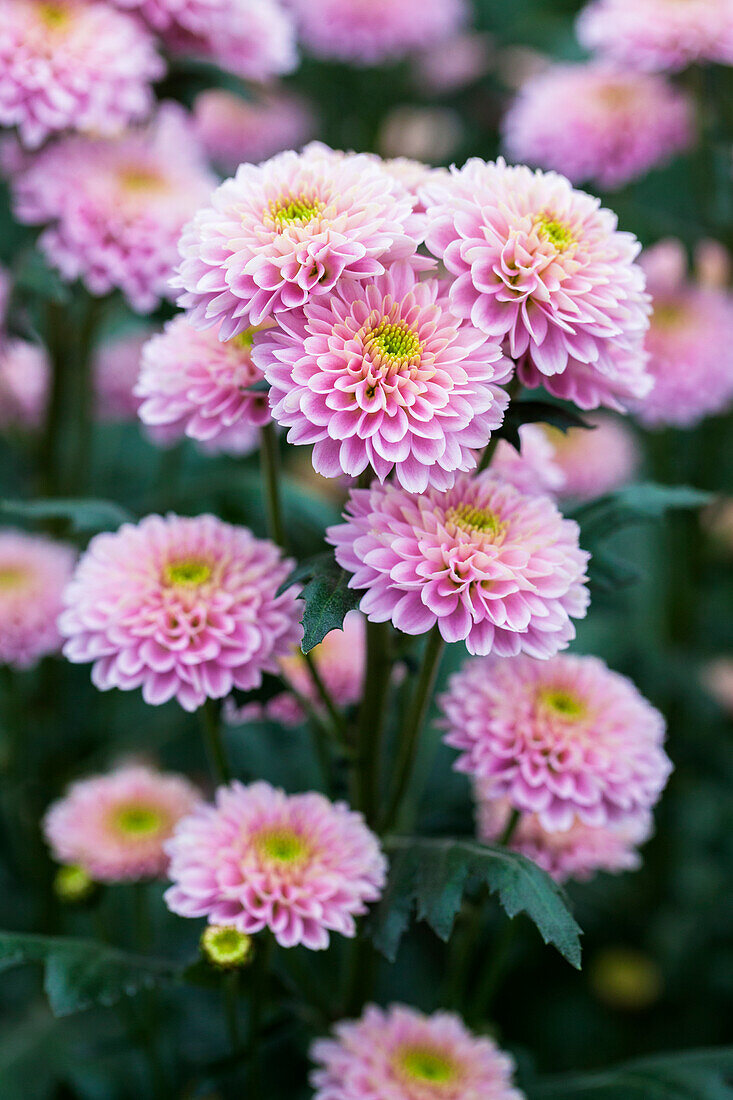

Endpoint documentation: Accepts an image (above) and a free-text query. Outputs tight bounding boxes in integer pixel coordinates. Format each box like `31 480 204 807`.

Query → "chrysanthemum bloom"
136 315 270 455
258 263 511 492
164 781 386 949
287 0 466 65
577 0 733 72
59 514 301 711
94 331 150 422
11 104 216 313
440 653 671 831
311 1003 523 1100
503 63 692 191
44 765 202 883
633 240 733 428
328 474 590 657
193 89 314 176
0 530 75 669
176 145 424 340
490 424 565 499
200 924 254 969
548 415 639 501
422 159 652 411
0 0 163 150
477 792 654 884
414 31 493 94
0 339 49 430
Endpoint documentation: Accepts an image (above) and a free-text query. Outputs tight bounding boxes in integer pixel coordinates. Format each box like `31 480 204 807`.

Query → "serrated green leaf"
0 498 134 534
572 483 713 540
498 400 593 450
281 552 362 653
531 1047 733 1099
0 931 181 1017
367 837 582 967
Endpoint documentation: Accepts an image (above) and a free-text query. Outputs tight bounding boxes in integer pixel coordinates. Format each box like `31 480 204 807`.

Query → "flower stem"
499 807 521 847
259 423 285 548
352 619 392 825
199 698 231 785
304 651 351 749
380 625 444 834
223 969 241 1053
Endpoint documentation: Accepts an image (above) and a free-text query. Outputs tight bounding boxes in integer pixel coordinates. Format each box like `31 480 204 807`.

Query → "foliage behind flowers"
0 1 731 1099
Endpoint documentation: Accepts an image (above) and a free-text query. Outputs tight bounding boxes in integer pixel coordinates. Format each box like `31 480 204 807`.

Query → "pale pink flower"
328 475 590 657
287 0 467 66
193 88 315 176
164 780 386 950
257 262 511 492
577 0 733 72
44 764 202 883
0 0 163 149
175 144 423 339
11 104 216 313
136 315 270 455
414 31 493 94
549 415 640 501
0 263 9 323
440 653 671 832
477 793 653 884
703 658 733 716
634 240 733 427
0 529 75 669
490 424 565 498
422 158 652 411
311 1003 523 1100
59 513 301 712
94 330 150 422
503 63 693 190
0 338 49 430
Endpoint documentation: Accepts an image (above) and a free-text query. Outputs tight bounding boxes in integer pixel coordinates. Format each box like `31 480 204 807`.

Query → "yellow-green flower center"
653 300 688 329
54 864 94 904
446 503 507 540
539 687 586 719
0 567 27 590
164 559 212 587
269 195 324 229
201 925 254 969
255 827 310 864
396 1045 458 1086
365 321 422 363
119 168 165 194
38 3 71 29
114 804 165 837
537 216 576 252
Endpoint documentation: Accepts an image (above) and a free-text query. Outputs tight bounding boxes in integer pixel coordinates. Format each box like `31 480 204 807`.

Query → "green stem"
352 620 392 825
199 698 231 785
380 626 445 834
499 807 521 847
248 936 272 1098
71 295 102 494
39 301 71 497
304 651 351 748
223 970 241 1054
260 423 285 548
470 919 518 1021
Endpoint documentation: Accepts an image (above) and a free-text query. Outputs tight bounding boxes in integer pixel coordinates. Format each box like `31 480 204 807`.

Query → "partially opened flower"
0 0 163 149
136 314 270 455
287 0 467 66
11 104 216 313
164 781 386 950
422 158 652 411
577 0 733 72
634 240 733 428
477 793 654 884
0 529 75 669
94 330 150 422
257 262 511 492
503 63 692 190
311 1003 523 1100
59 513 301 711
0 338 49 430
44 765 202 882
491 424 565 498
440 653 671 831
549 416 640 501
328 475 589 657
175 144 423 339
193 88 315 175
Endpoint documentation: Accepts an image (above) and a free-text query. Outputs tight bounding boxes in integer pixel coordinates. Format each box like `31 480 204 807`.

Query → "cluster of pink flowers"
193 88 315 176
165 780 386 949
0 529 76 668
503 63 693 191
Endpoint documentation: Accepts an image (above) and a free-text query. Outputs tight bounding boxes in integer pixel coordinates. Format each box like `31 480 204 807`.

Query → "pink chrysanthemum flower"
287 0 467 66
193 89 314 176
422 158 652 411
414 31 493 94
0 529 75 669
94 331 150 422
503 63 693 191
477 793 653 884
548 415 639 501
136 314 270 455
44 765 202 883
634 240 733 428
0 338 49 430
577 0 733 72
59 514 301 712
257 262 511 492
0 263 9 324
440 653 671 832
311 1003 523 1100
491 424 565 498
175 144 423 339
0 0 163 150
11 104 216 314
164 780 386 949
327 475 590 657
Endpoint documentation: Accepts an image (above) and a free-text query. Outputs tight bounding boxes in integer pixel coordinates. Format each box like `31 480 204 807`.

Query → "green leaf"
498 400 593 450
531 1047 733 1099
367 837 582 968
0 498 134 534
572 483 713 540
0 931 180 1017
281 552 362 653
13 248 71 305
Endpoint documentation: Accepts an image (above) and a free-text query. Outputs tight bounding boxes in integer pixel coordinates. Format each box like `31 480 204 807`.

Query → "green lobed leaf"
13 247 71 305
0 931 181 1017
280 552 362 653
531 1047 733 1099
367 837 582 968
0 497 134 534
497 400 593 451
